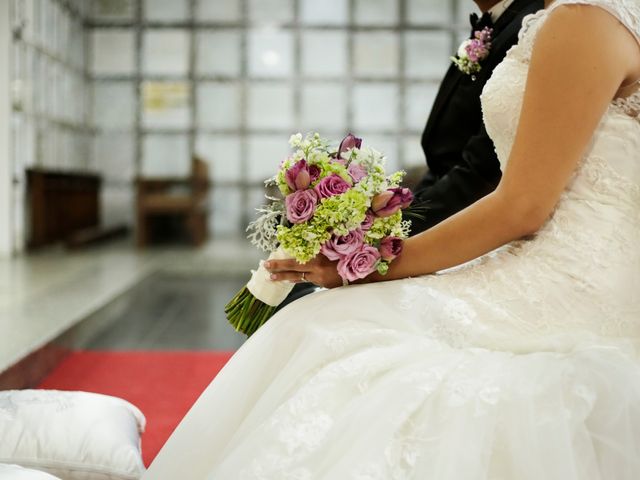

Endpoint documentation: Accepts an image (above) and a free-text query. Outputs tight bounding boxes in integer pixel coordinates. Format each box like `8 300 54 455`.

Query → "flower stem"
224 287 278 337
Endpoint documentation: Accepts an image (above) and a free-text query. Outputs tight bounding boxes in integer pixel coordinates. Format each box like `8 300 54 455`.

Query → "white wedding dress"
143 1 640 478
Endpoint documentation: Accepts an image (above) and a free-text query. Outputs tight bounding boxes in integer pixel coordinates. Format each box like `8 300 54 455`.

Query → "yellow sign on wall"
143 82 190 112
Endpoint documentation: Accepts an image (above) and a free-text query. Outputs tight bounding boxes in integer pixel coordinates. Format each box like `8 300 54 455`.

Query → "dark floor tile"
87 273 248 351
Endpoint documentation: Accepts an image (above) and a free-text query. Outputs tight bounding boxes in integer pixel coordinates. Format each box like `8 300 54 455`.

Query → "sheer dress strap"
547 0 640 46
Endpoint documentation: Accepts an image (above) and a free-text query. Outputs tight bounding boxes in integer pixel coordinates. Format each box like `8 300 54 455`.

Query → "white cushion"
0 390 146 480
0 463 62 479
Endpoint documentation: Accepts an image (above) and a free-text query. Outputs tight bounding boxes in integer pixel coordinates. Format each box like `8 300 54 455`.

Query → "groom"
410 0 544 234
267 0 544 290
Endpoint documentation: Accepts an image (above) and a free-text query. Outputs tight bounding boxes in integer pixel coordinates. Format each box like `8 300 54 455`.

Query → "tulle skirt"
143 279 640 480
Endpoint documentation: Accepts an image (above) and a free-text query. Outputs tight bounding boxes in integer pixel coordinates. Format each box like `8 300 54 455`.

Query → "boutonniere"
451 27 493 80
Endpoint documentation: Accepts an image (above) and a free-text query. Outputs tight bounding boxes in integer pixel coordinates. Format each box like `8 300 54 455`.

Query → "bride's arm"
268 5 640 287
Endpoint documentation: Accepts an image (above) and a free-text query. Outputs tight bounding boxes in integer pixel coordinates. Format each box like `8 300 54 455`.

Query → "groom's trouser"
275 283 319 312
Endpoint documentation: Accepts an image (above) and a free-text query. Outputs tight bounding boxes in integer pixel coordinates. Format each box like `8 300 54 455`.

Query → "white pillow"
0 390 146 480
0 463 62 479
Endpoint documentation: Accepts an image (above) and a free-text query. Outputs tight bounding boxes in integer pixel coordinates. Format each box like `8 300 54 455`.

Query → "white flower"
457 39 472 58
288 132 303 147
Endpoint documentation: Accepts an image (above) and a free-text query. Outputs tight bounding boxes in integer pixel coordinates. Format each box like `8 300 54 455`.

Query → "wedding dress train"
143 1 640 478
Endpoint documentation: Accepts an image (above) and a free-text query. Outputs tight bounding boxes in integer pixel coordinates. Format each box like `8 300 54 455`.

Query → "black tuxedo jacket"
409 0 544 235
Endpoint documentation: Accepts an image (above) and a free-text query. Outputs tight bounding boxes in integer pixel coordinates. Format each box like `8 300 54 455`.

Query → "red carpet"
38 350 233 466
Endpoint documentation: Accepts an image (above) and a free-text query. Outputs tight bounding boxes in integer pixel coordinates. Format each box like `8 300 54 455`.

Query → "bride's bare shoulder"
535 1 640 87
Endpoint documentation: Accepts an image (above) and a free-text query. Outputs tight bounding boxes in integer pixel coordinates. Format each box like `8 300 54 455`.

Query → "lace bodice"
483 0 640 167
472 0 640 348
612 91 640 119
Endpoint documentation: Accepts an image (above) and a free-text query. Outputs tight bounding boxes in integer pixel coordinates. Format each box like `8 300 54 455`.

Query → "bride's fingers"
264 259 304 273
269 271 310 283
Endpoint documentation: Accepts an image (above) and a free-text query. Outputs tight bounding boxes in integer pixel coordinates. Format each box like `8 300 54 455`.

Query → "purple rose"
285 189 318 224
309 164 321 183
361 210 375 231
320 229 365 261
348 163 368 183
337 244 381 283
285 159 311 191
371 187 413 217
314 174 351 199
338 133 362 156
379 236 403 261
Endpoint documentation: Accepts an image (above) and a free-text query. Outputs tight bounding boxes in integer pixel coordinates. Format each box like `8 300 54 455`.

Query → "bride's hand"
265 255 343 289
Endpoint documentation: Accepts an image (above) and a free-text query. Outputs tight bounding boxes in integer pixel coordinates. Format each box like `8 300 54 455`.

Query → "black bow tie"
469 11 494 32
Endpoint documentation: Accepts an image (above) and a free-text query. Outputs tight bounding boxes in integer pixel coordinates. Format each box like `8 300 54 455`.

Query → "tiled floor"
87 273 247 351
0 237 261 372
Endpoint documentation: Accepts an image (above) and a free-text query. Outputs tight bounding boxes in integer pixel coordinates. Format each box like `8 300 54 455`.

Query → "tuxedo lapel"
422 65 464 143
422 0 539 144
491 0 537 33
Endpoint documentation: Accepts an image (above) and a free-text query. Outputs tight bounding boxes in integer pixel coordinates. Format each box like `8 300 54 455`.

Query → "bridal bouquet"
225 133 413 336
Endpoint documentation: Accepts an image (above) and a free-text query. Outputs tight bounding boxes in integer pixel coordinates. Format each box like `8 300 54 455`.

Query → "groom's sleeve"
407 9 538 236
409 123 502 235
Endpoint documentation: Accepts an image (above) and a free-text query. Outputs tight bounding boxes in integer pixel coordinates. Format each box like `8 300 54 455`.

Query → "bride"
143 0 640 478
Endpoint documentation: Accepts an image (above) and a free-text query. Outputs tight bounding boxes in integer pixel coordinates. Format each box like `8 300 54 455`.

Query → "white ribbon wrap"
247 248 295 307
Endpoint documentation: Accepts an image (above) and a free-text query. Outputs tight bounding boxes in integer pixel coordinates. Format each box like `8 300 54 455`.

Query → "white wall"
9 0 91 251
0 0 13 257
90 0 468 236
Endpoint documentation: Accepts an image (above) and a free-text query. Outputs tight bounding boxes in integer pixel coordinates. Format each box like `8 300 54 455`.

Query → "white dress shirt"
488 0 516 22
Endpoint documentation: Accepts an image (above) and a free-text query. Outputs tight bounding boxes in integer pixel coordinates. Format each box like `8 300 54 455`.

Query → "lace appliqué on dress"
611 90 640 120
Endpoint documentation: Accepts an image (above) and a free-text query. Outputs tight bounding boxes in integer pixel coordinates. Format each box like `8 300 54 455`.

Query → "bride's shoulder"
539 0 640 75
531 1 640 69
543 0 640 38
514 0 640 67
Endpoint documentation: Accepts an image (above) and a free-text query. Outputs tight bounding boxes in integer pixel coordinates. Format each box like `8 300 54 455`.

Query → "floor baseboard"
0 344 70 390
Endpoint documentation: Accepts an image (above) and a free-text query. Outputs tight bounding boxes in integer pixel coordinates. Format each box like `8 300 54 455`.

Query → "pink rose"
337 244 381 283
361 210 375 231
348 163 368 183
285 159 311 191
320 229 365 261
379 236 403 261
371 187 413 217
285 189 318 224
314 174 351 199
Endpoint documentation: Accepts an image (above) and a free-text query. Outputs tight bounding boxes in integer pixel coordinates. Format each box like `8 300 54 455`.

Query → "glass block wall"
90 0 473 236
10 0 91 248
10 0 474 245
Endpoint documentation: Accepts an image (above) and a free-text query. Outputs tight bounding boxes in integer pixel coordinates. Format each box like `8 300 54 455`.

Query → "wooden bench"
27 169 101 249
135 157 210 247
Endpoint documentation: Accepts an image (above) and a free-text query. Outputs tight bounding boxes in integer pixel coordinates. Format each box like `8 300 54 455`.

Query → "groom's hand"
265 255 343 289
